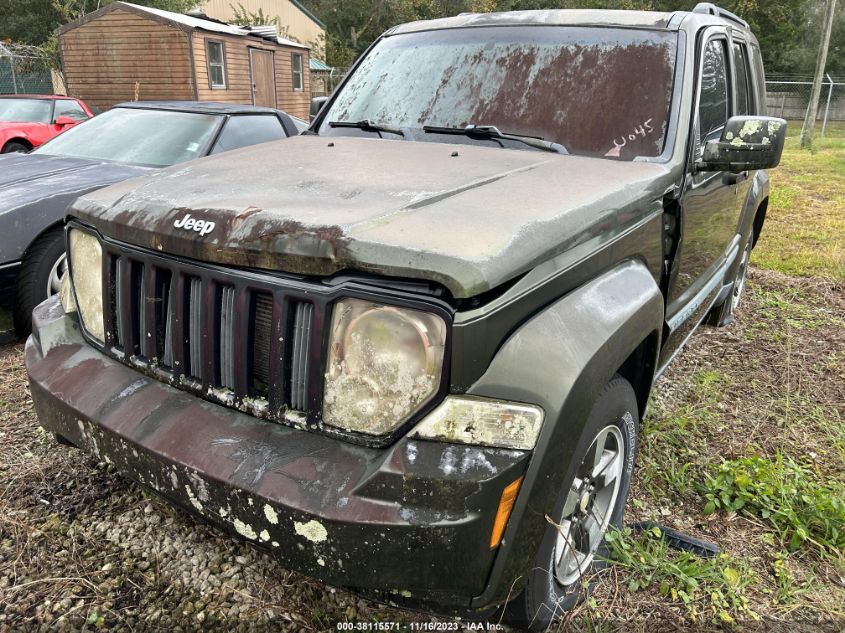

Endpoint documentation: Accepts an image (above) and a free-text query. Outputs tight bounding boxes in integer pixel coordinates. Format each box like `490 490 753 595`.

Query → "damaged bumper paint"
25 297 529 609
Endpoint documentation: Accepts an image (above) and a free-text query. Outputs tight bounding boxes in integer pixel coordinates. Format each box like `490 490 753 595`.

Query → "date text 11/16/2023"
335 622 504 631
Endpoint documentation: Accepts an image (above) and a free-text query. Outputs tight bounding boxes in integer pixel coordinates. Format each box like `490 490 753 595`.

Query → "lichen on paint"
739 119 762 137
317 557 325 566
264 504 279 524
185 486 203 512
233 518 257 540
294 519 328 543
259 529 270 542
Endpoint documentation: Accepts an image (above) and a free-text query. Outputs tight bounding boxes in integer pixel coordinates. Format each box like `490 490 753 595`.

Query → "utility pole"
801 0 838 149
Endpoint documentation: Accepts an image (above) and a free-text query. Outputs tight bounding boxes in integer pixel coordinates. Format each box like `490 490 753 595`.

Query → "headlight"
409 396 544 450
323 298 446 435
68 229 104 342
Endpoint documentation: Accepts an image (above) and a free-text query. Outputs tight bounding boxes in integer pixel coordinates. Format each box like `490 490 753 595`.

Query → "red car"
0 95 93 153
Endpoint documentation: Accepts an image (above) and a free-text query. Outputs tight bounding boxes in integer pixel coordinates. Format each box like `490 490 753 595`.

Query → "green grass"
637 368 728 498
604 526 758 625
751 120 845 280
697 453 845 556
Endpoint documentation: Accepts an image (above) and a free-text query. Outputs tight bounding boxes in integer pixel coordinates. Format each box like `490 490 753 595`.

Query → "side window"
54 100 88 122
211 115 286 154
291 53 304 92
698 39 729 145
733 43 753 115
750 44 766 112
207 40 227 89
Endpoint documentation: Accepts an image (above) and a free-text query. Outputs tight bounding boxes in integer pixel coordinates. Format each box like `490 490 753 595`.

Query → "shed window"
207 40 227 88
292 53 303 91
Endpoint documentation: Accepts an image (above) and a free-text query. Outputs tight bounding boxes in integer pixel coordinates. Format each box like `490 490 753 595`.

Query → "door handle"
723 171 748 186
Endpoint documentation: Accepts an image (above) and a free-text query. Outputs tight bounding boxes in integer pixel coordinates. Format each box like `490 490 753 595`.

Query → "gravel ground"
1 268 843 632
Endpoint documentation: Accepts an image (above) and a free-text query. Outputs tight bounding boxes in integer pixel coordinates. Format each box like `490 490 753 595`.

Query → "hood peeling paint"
68 135 671 298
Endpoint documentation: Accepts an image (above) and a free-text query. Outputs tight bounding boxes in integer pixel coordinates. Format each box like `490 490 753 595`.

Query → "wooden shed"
56 1 311 118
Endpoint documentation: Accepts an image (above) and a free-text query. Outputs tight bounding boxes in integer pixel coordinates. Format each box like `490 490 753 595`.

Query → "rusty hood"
68 135 672 298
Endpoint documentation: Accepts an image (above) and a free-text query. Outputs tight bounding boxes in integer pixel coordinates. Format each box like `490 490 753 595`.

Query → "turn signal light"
490 477 523 549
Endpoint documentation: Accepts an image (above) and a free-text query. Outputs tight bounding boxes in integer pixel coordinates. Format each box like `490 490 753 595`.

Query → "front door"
249 49 277 108
661 30 743 366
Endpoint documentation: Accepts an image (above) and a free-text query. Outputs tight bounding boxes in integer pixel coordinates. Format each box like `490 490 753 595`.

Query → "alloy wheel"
553 424 626 586
47 253 68 297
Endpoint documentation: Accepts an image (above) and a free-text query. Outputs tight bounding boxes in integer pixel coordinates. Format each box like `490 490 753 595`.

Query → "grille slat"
98 242 347 429
163 288 174 367
114 258 126 348
220 286 235 389
141 265 157 360
267 296 289 417
188 278 202 378
252 293 273 396
290 302 313 411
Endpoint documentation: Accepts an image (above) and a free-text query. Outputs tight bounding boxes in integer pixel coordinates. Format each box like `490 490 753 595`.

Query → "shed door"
249 49 276 108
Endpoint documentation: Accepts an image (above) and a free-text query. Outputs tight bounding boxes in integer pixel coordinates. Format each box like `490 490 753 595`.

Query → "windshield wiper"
423 124 567 154
328 119 405 137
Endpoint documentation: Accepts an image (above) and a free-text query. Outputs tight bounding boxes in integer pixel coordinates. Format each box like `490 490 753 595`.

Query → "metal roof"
124 2 248 36
56 1 310 49
309 58 333 72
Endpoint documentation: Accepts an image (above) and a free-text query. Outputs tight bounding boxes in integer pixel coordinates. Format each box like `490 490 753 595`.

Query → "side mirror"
697 116 787 173
310 96 328 122
54 115 78 127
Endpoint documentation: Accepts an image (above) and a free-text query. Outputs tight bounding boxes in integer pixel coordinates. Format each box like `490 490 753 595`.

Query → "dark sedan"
0 101 306 334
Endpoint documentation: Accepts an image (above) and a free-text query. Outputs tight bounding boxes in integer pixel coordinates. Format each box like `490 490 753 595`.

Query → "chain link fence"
766 75 845 139
310 66 349 98
0 43 63 95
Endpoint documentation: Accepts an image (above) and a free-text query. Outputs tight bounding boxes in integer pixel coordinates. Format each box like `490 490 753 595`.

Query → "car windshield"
0 98 52 123
33 108 221 166
320 26 678 160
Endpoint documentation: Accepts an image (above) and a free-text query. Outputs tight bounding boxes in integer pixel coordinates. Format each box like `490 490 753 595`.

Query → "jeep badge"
174 213 215 236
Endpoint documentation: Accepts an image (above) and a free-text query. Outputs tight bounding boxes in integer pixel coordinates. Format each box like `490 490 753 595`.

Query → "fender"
466 259 664 607
0 127 33 148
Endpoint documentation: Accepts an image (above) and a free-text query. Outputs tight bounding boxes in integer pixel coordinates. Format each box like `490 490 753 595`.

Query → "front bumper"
25 297 529 610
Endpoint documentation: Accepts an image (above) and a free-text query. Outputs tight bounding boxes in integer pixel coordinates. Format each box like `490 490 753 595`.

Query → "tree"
229 3 280 27
299 0 835 75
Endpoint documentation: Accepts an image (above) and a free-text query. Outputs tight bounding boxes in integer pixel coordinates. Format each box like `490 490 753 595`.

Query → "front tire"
14 227 67 335
2 141 30 153
505 376 639 632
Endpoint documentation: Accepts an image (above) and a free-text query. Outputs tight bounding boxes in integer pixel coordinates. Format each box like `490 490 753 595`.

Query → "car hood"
69 135 674 298
0 153 154 211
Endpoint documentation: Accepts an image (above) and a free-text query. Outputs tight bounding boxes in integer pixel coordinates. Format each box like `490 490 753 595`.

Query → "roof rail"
692 2 749 29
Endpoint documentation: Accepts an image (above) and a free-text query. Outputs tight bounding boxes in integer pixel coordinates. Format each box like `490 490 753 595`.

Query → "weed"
605 526 758 624
698 452 845 554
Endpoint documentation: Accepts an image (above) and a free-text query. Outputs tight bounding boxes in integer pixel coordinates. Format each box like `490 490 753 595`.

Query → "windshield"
34 108 221 166
0 98 52 123
320 26 678 160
